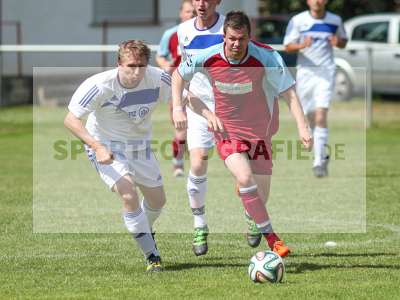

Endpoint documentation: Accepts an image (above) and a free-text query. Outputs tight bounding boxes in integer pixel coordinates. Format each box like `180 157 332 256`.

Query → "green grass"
1 102 400 299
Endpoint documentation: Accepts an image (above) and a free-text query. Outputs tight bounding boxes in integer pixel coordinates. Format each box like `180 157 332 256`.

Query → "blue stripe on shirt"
184 34 224 50
78 85 97 105
300 23 338 34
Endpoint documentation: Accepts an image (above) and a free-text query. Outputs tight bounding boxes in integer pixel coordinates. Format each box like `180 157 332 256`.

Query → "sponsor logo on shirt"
215 81 253 95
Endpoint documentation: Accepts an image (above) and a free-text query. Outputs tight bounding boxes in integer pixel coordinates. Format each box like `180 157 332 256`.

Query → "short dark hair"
223 11 251 35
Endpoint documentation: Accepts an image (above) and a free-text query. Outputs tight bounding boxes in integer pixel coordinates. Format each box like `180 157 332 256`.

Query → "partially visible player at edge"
284 0 347 177
64 40 188 272
174 0 225 256
156 0 195 177
172 11 313 257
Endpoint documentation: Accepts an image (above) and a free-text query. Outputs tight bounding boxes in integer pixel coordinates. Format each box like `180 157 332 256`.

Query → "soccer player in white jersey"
174 0 225 256
284 0 347 177
156 0 195 177
64 40 186 272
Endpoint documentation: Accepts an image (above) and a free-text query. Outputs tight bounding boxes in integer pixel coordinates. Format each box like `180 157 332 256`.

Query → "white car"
334 13 400 100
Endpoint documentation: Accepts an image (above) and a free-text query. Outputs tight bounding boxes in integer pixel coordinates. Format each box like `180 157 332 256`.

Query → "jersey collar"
220 43 250 66
194 13 220 31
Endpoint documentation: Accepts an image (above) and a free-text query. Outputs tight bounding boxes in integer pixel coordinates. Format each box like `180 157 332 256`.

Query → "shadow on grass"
290 252 398 258
287 262 400 274
286 252 400 273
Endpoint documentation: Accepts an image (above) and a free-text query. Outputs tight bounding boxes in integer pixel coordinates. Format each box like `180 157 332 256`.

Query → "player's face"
118 54 148 88
224 26 250 61
192 0 221 20
180 2 195 22
307 0 328 13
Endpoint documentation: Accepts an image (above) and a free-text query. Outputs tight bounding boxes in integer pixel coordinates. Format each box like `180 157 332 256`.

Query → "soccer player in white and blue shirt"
174 0 225 256
156 0 195 177
64 40 184 272
284 0 347 177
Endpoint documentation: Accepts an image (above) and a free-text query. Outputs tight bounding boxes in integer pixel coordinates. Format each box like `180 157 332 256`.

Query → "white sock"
313 126 329 167
187 171 207 228
141 199 162 229
123 208 159 258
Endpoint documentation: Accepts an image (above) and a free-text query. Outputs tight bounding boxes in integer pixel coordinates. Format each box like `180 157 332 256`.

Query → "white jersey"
177 13 225 105
284 11 347 68
68 67 172 150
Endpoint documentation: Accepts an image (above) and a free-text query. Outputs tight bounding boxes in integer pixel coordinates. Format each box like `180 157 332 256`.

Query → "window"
93 0 159 25
352 21 389 43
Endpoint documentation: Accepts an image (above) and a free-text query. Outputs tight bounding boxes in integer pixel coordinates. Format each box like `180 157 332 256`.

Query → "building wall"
2 0 258 75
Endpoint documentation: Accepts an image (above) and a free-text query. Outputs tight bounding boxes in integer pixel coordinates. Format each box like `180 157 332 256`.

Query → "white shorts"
85 145 163 190
186 105 215 151
296 67 336 114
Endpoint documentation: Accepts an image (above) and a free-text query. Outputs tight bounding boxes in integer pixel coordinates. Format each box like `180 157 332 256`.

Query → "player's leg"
187 147 210 256
312 69 333 177
170 102 187 177
243 173 272 247
253 174 290 257
186 107 214 256
125 149 168 271
224 153 288 257
113 176 162 272
85 146 161 271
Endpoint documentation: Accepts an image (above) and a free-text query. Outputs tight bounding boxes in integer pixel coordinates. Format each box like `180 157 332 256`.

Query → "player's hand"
205 112 224 133
173 108 187 130
299 126 313 151
91 142 114 165
329 35 339 47
302 36 312 48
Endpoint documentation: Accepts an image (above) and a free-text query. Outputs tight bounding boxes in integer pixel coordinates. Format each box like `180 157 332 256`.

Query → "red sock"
172 138 186 162
264 232 280 249
239 186 268 224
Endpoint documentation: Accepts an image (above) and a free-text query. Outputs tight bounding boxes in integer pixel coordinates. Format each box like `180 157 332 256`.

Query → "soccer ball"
248 251 285 283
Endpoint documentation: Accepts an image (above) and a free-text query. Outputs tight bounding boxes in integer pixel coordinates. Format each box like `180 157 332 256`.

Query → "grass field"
1 100 400 299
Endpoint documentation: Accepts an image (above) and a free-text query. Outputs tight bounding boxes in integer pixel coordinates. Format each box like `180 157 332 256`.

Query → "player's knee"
236 173 254 188
190 157 208 174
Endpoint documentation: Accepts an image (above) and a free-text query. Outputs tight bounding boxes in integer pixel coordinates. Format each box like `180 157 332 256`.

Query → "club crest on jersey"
215 81 253 95
139 107 150 118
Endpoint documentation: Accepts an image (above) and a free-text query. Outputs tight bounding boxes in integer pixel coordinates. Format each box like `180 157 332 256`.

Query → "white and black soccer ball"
248 250 285 283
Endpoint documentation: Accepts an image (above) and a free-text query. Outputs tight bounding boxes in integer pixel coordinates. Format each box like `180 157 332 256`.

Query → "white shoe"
173 166 184 177
313 156 330 178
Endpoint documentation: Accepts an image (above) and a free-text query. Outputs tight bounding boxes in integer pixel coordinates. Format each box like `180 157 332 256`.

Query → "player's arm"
283 18 311 53
171 69 188 130
65 83 113 164
281 87 313 150
156 56 173 72
284 37 312 53
63 113 113 164
329 35 347 48
156 29 174 72
187 93 224 132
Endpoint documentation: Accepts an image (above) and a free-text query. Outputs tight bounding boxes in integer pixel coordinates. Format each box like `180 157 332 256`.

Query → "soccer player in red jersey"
172 11 313 257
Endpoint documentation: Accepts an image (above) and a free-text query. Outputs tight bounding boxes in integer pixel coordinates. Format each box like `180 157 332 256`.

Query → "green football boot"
192 225 209 256
245 214 262 248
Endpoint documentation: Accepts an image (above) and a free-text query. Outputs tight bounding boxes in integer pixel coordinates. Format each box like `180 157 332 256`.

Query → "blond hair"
118 40 151 63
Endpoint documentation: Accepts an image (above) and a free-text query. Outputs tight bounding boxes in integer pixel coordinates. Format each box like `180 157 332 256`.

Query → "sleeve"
265 51 296 98
336 17 348 40
157 29 172 58
159 70 172 102
158 69 189 103
68 79 104 118
283 18 300 46
177 54 204 82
